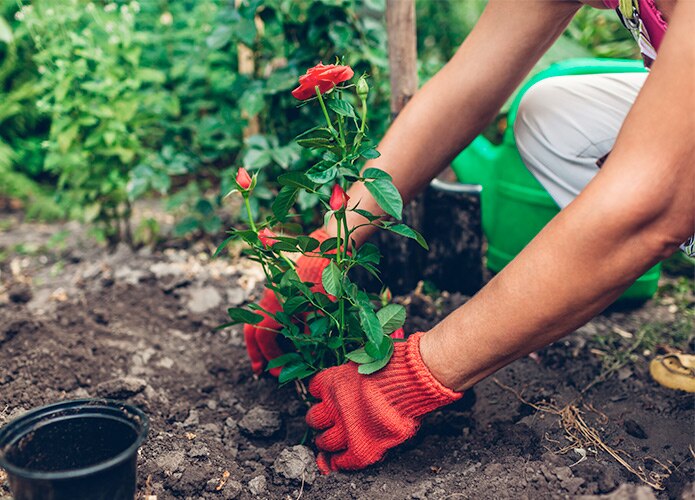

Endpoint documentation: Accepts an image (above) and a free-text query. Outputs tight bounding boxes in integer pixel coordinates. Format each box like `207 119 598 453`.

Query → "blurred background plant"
0 0 637 245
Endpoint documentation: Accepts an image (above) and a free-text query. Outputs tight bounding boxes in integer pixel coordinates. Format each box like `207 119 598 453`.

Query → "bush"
1 0 639 241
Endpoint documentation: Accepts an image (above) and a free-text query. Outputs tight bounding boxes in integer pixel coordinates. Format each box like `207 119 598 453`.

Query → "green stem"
335 213 343 264
359 96 368 135
336 91 347 153
279 252 297 271
342 210 351 257
352 96 368 155
337 113 347 154
334 210 347 355
243 195 257 232
315 86 335 133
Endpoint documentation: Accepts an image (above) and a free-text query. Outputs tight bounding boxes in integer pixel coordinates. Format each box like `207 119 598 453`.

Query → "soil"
0 218 693 500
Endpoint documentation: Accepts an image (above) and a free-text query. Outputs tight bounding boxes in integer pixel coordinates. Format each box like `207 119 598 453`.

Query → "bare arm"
328 0 583 244
420 0 695 391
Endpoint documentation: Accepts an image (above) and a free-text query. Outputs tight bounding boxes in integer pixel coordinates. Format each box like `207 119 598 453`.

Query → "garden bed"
0 218 693 499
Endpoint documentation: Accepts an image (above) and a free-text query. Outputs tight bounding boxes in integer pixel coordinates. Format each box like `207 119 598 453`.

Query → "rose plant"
217 62 428 384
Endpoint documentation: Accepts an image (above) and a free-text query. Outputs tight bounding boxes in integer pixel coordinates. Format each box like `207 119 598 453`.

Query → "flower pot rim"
0 398 149 481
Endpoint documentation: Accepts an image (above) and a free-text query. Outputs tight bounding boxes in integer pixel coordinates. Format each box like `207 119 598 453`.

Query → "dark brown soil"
0 219 693 499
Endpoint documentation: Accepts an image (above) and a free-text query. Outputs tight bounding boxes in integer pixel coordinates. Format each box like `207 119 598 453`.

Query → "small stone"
272 445 318 485
156 450 185 474
188 445 209 458
540 464 555 483
157 357 175 369
114 266 147 285
238 407 282 438
206 478 219 492
81 263 103 280
226 288 245 306
248 475 267 496
95 376 147 399
187 286 222 314
221 479 243 500
150 262 186 278
183 409 200 428
554 466 573 482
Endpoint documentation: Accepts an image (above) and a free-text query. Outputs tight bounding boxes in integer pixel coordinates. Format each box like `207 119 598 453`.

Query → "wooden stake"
386 0 418 117
373 0 424 294
236 0 261 137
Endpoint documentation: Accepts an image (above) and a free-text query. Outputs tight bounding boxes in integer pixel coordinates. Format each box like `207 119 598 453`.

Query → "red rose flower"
236 167 252 190
258 228 279 248
291 63 354 100
329 184 350 211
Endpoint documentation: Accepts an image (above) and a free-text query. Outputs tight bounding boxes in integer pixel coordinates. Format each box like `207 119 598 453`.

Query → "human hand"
306 331 461 472
243 229 331 376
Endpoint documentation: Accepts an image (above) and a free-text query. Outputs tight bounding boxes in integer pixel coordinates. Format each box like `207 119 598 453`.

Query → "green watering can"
451 58 660 301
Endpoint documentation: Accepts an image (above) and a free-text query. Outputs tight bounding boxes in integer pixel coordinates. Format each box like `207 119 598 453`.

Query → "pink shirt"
602 0 668 52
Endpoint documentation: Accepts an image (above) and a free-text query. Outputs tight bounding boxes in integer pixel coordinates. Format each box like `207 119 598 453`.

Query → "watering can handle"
430 178 482 194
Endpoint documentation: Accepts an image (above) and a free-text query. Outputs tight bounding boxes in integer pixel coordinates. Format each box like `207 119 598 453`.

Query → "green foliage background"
0 0 637 243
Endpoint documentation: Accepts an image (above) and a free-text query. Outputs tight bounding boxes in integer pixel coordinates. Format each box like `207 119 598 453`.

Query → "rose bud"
291 63 354 100
356 75 369 100
258 228 279 248
236 168 252 191
380 287 392 306
329 184 350 211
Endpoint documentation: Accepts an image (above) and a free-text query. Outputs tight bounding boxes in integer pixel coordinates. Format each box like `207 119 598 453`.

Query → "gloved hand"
306 331 462 473
244 228 331 377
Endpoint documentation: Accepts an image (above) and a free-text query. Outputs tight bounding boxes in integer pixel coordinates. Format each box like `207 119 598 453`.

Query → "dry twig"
294 379 310 408
492 378 669 490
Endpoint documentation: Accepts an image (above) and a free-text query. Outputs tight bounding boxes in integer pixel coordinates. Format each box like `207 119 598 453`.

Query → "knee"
513 78 568 162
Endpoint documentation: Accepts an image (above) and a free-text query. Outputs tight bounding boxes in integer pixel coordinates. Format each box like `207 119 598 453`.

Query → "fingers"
316 452 333 475
315 424 347 453
315 449 373 473
305 400 337 431
308 371 327 399
329 447 382 472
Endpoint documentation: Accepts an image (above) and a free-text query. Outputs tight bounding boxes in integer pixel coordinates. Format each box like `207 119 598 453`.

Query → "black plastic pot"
0 399 148 500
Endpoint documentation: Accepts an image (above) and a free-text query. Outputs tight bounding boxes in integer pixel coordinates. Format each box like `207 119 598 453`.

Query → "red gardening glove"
244 229 331 377
306 331 461 473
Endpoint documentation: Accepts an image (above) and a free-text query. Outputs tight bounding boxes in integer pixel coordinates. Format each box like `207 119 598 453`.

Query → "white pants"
514 73 694 256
